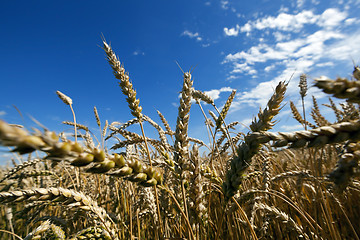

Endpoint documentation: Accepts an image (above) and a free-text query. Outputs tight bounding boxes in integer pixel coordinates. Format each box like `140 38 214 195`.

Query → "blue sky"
1 0 360 164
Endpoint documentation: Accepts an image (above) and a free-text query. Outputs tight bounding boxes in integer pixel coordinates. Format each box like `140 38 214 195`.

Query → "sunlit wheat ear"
0 158 43 183
174 71 193 176
310 96 330 127
219 132 242 155
56 90 78 142
248 120 360 148
143 115 170 150
157 110 174 135
71 226 111 240
24 219 52 240
326 97 343 122
269 170 314 183
223 81 287 200
340 102 360 120
260 151 271 191
215 90 236 130
299 74 308 130
10 170 55 180
0 188 115 237
189 144 207 229
24 220 65 240
192 89 214 105
62 121 89 131
290 101 315 129
253 203 309 239
250 81 287 132
299 74 308 98
135 185 158 223
93 106 101 127
106 118 139 140
103 40 143 120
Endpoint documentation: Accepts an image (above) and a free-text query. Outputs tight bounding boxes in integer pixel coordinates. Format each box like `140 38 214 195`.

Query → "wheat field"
0 39 360 240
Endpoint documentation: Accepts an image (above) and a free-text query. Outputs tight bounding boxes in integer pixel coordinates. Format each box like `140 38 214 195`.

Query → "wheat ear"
0 158 43 183
0 187 116 238
157 110 175 136
329 141 360 190
299 73 308 130
223 81 287 200
311 96 330 127
174 71 193 176
56 91 77 142
250 81 287 132
0 120 163 187
70 226 111 240
315 77 360 103
103 40 143 120
248 120 360 148
290 101 315 129
103 39 162 232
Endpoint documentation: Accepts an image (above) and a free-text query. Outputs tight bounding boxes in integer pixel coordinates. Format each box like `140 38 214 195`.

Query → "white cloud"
317 8 347 29
0 111 6 116
204 87 233 100
181 30 202 41
224 29 346 72
240 10 317 33
224 25 240 36
237 8 347 34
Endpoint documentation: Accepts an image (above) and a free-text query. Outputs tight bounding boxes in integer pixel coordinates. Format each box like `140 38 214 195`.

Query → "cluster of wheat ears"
0 39 360 240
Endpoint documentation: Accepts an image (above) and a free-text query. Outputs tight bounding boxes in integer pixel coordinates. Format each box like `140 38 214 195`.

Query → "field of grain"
0 39 360 240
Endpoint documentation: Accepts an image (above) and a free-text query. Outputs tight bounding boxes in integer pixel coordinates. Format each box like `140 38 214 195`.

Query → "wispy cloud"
0 111 6 116
222 7 360 112
181 30 202 41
